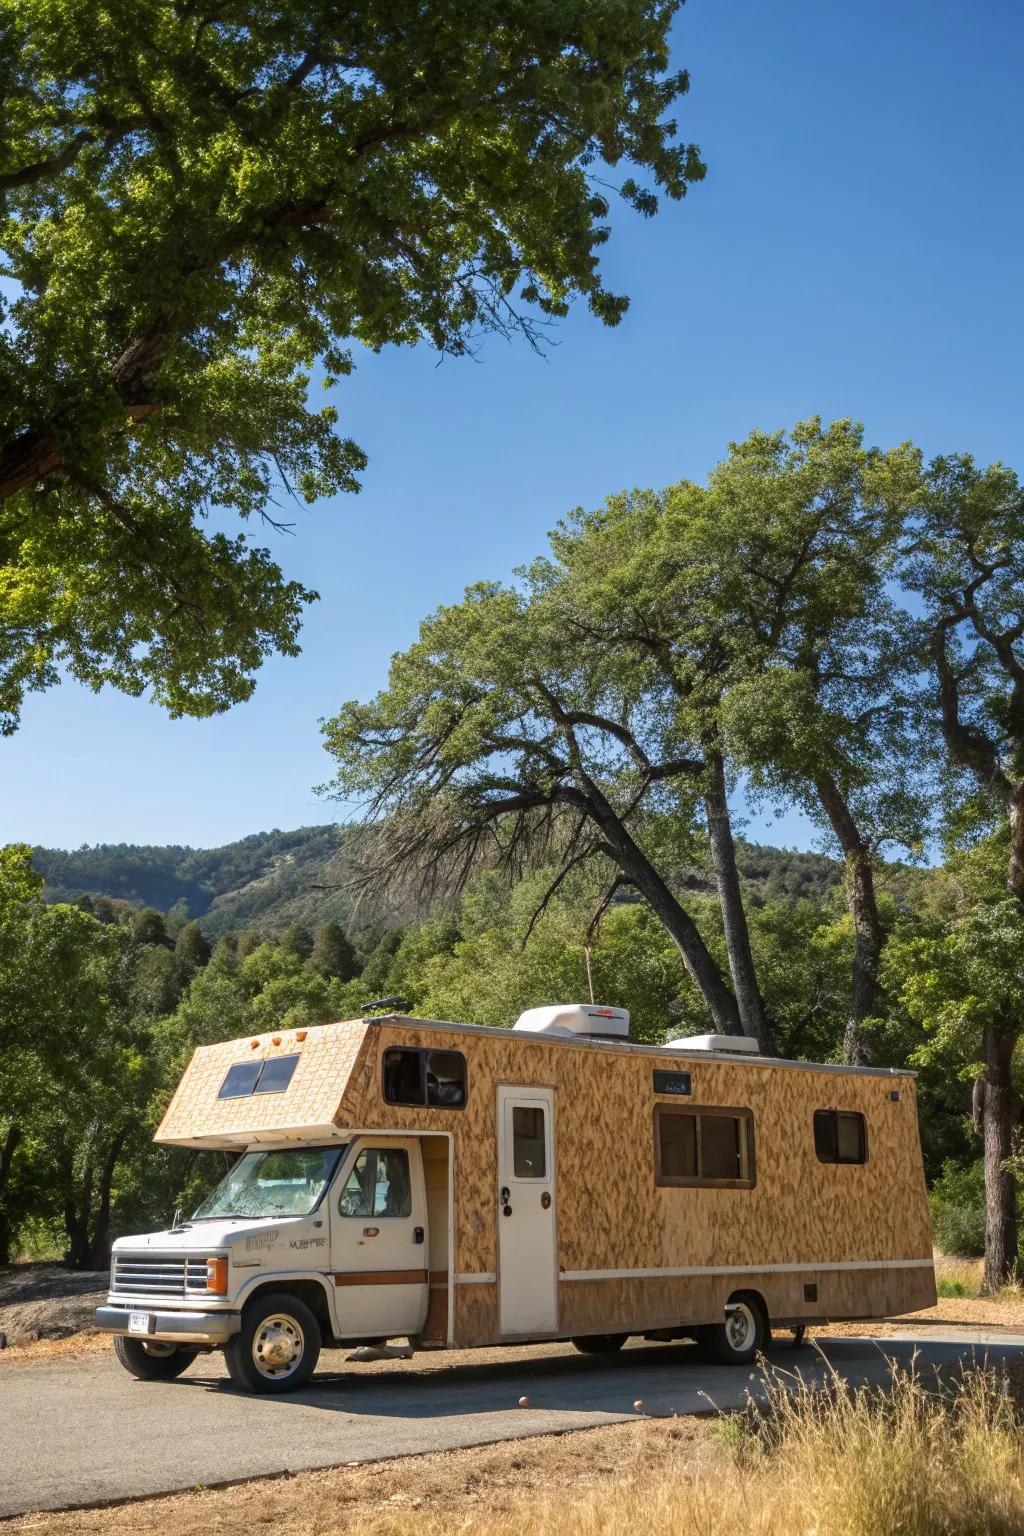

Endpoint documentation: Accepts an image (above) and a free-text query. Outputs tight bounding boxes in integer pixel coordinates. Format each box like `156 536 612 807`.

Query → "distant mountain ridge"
31 826 844 936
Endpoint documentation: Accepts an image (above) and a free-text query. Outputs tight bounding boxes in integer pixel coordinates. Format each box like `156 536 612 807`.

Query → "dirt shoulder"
0 1264 108 1350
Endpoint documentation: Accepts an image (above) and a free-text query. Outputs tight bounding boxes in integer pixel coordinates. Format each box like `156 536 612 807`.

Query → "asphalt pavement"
2 1329 1022 1518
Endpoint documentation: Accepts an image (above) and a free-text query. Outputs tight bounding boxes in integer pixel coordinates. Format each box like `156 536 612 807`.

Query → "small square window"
814 1109 867 1165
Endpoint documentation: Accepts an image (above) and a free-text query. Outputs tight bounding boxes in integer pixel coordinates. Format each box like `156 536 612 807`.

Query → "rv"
96 1006 935 1393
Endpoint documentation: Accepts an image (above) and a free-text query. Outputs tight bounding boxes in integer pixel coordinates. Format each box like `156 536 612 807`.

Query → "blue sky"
4 0 1022 852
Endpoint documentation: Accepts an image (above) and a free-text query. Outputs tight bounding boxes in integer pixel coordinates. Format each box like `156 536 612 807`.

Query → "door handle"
541 1191 551 1209
362 1227 379 1237
413 1226 424 1244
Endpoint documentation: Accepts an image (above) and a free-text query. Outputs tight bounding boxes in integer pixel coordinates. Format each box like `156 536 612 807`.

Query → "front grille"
112 1253 211 1298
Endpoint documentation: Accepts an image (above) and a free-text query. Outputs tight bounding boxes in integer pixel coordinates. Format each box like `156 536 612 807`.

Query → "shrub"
930 1158 987 1257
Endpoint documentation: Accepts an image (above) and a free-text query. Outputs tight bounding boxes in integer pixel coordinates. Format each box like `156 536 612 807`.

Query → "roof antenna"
584 945 596 1006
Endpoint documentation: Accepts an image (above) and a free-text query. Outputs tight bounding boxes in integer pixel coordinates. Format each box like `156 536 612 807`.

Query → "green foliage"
0 0 702 731
308 922 359 982
930 1159 987 1258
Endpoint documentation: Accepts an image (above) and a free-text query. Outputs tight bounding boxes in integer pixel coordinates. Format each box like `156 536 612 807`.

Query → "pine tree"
308 922 359 982
280 923 314 961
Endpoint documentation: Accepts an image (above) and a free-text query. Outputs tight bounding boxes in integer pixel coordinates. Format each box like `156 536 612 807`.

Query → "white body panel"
496 1086 558 1335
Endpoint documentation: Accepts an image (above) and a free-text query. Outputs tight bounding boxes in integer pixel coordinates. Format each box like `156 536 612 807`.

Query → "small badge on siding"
653 1069 692 1096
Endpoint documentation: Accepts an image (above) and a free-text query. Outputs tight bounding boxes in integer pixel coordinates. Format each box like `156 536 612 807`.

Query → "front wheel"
571 1334 628 1355
113 1335 198 1381
696 1294 766 1366
224 1292 321 1394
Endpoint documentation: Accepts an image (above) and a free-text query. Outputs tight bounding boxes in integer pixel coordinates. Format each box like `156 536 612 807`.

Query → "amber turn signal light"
206 1256 228 1294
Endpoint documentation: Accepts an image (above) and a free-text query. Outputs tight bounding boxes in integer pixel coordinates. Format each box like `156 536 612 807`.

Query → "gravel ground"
0 1264 108 1347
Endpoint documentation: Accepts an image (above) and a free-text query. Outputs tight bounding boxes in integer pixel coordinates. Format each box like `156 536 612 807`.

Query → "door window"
338 1148 412 1217
512 1105 547 1179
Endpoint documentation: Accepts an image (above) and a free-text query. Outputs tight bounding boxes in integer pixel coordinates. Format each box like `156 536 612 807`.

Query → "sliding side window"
655 1105 755 1189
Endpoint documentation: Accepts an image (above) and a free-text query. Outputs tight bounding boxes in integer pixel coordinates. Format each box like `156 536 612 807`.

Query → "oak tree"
0 0 702 731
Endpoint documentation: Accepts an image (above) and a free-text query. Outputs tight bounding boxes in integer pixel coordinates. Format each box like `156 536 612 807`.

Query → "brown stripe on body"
334 1269 428 1287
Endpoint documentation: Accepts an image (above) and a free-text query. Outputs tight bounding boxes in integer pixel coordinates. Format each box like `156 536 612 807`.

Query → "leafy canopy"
0 0 702 731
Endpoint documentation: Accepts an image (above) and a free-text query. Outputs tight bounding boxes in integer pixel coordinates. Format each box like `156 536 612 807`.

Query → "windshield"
192 1146 346 1220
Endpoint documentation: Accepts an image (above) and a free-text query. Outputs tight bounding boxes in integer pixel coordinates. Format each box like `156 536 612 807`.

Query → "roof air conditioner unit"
662 1033 760 1055
513 1004 630 1040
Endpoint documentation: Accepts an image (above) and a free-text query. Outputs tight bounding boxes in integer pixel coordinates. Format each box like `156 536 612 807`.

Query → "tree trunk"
575 777 743 1035
0 1124 23 1266
62 1142 95 1271
814 774 882 1065
980 1028 1018 1294
703 751 774 1053
88 1128 128 1269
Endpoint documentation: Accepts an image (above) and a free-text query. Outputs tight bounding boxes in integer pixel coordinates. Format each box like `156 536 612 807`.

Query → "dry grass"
7 1361 1024 1536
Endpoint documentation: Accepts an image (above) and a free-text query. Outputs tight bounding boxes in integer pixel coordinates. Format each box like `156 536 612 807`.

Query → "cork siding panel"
453 1283 499 1346
155 1021 369 1145
335 1023 933 1300
156 1015 933 1340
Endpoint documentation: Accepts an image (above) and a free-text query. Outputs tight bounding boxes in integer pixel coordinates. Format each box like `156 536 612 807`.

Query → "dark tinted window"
814 1110 867 1164
218 1061 262 1099
253 1054 299 1094
218 1054 299 1100
701 1114 742 1180
382 1047 467 1108
658 1111 697 1178
655 1106 755 1188
512 1106 547 1179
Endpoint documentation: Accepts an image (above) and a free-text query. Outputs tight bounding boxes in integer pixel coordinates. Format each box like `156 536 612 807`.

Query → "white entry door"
497 1087 558 1335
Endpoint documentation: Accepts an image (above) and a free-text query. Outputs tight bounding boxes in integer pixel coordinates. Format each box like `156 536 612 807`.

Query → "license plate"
128 1312 152 1335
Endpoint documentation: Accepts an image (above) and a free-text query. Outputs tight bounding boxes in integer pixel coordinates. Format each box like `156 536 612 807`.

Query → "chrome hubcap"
253 1315 304 1378
725 1302 756 1352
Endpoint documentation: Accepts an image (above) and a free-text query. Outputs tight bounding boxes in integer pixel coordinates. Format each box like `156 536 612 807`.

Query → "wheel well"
244 1280 333 1335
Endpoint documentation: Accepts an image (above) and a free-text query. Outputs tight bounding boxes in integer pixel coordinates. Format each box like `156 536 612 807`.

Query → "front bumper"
95 1305 241 1345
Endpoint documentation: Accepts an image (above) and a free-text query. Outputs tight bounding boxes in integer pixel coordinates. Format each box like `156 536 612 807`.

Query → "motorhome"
96 1006 936 1393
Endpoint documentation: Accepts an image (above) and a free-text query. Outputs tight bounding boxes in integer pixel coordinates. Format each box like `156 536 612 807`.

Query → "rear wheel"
696 1295 766 1366
225 1292 321 1394
113 1335 199 1381
571 1333 628 1355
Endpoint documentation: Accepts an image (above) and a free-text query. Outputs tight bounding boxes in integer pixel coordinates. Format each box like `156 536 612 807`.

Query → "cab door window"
338 1148 412 1217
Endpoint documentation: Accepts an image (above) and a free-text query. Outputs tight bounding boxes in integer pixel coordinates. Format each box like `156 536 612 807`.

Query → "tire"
113 1334 199 1381
696 1295 766 1366
224 1292 321 1394
571 1334 629 1356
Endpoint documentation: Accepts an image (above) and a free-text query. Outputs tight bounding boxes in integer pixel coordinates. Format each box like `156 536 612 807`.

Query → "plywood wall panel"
157 1014 934 1342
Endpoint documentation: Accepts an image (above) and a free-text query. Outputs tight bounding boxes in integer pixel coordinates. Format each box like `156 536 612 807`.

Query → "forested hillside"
32 826 843 935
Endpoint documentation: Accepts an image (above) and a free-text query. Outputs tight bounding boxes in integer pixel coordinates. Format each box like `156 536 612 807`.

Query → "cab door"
329 1137 428 1337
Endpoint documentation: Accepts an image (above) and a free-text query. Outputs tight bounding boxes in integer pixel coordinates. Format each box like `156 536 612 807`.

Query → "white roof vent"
514 1004 630 1040
663 1033 760 1055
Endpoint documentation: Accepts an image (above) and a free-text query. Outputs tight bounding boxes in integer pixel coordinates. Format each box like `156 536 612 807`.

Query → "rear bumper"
95 1305 241 1345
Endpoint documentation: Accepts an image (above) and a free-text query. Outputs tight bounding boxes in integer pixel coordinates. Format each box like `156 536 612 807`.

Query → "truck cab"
98 1136 433 1393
